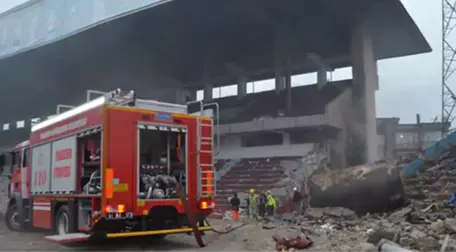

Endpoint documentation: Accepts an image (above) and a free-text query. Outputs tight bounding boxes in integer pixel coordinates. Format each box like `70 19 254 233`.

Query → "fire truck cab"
0 89 218 245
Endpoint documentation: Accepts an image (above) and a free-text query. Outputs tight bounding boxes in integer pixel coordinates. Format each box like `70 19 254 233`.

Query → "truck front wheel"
5 204 21 231
55 205 74 235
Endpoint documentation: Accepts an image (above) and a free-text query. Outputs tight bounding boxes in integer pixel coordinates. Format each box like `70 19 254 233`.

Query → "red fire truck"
0 89 218 245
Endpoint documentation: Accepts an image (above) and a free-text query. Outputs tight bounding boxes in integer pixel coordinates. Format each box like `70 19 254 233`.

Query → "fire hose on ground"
176 182 247 247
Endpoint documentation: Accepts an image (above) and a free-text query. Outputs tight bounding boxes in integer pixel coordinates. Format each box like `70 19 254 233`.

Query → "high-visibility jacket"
249 193 258 208
266 194 276 207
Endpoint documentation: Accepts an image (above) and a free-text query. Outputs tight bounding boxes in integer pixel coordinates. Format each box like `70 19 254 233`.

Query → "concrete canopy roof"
0 0 430 122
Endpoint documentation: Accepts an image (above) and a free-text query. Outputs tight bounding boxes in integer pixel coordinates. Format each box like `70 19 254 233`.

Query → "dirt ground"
0 218 266 251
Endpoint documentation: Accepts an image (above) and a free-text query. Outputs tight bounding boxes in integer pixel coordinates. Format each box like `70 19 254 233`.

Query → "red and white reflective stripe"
33 202 51 211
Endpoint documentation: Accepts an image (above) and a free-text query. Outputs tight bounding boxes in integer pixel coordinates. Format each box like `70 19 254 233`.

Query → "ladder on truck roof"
106 89 220 120
87 88 188 114
106 89 135 106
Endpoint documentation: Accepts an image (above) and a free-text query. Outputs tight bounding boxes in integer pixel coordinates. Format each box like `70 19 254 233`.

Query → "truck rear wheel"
55 205 74 235
5 203 21 231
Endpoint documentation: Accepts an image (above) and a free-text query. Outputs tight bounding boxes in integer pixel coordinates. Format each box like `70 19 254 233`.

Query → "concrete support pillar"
203 85 212 101
285 57 292 115
237 75 247 99
384 120 398 160
275 71 285 92
274 27 286 93
317 68 327 89
282 132 290 145
203 57 213 101
350 21 379 164
175 88 196 104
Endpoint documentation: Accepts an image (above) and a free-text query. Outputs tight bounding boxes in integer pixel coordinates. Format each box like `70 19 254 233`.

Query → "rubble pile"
211 148 456 251
403 154 456 207
215 205 456 251
268 153 328 212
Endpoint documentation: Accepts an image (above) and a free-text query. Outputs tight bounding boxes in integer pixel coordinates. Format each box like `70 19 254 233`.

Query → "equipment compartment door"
51 136 77 193
31 143 52 194
137 123 188 200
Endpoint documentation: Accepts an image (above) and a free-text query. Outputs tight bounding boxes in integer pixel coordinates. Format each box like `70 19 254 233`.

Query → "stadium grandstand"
208 77 444 213
0 0 432 214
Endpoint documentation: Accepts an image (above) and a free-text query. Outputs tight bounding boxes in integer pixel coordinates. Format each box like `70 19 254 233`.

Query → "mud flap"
44 233 91 245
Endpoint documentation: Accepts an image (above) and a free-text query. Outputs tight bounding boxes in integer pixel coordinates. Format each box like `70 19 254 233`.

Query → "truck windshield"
138 126 186 200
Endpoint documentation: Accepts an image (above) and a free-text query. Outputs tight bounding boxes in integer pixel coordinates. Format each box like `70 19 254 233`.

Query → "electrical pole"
442 0 456 137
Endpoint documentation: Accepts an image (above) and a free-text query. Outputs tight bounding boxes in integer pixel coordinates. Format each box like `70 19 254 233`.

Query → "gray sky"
0 0 27 14
0 0 443 123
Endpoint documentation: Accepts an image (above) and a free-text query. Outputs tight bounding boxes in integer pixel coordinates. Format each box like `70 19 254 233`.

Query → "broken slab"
304 207 357 219
309 162 406 215
389 207 412 219
444 218 456 233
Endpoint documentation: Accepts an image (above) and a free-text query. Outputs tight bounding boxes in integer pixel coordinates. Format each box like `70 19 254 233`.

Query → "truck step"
44 233 90 245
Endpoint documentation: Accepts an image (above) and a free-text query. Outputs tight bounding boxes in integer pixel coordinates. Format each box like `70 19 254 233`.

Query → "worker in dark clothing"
292 187 304 215
230 192 241 220
258 192 267 218
302 178 310 212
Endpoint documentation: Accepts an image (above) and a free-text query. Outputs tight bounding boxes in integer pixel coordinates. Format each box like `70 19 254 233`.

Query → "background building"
377 116 448 160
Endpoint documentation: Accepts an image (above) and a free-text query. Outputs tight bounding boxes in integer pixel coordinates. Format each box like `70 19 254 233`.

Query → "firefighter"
230 192 241 221
248 189 258 219
266 190 277 217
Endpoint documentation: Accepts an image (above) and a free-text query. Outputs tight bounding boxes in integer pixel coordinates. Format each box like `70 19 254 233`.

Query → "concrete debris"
309 161 406 215
304 207 357 219
263 153 328 213
390 207 413 219
207 148 456 251
444 218 456 233
356 242 377 252
210 200 456 251
430 219 445 234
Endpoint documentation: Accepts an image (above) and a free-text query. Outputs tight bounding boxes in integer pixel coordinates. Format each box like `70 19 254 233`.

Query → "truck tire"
5 203 22 232
55 205 74 235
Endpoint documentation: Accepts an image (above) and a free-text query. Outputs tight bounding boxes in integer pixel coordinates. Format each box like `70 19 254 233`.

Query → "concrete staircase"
214 158 287 212
215 159 239 181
